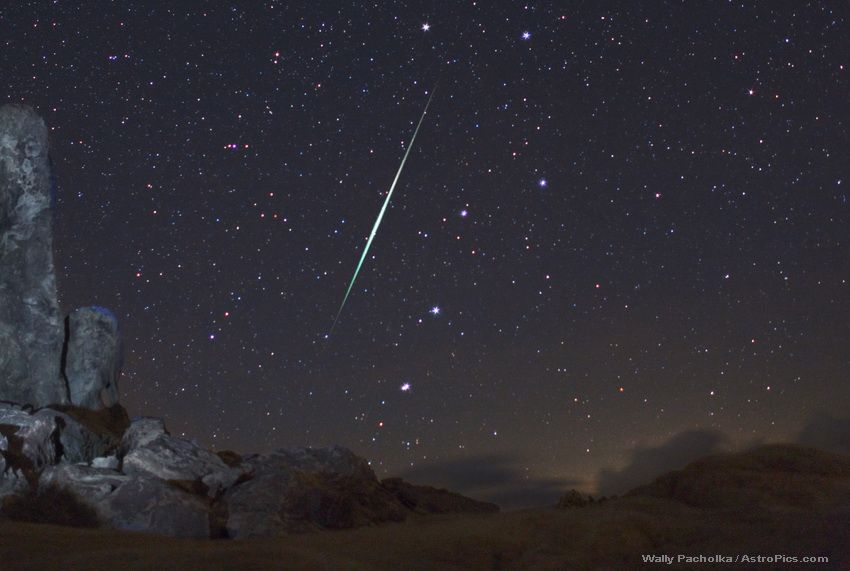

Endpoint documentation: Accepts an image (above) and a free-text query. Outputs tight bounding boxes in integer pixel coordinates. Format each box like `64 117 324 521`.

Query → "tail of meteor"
329 85 438 335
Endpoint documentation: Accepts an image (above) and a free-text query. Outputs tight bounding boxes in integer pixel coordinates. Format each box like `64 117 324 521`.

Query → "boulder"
64 306 123 409
121 418 242 497
0 403 115 483
222 445 407 538
46 403 130 457
0 434 28 500
244 445 376 480
39 464 210 538
0 403 62 479
0 104 68 407
381 478 499 514
121 417 166 450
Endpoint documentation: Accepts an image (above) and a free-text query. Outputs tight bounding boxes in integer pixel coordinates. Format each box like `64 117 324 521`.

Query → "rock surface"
0 403 116 485
0 433 29 499
221 446 408 537
64 306 123 409
0 104 67 408
0 406 498 539
40 464 210 538
121 417 243 497
0 403 62 481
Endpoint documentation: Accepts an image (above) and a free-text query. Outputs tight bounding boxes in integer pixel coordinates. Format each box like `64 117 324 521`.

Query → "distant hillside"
627 444 850 508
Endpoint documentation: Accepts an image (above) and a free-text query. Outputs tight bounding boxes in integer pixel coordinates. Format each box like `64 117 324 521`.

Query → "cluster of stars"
3 1 844 505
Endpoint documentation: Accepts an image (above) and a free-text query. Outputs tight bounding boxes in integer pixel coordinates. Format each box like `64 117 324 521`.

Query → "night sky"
3 2 848 504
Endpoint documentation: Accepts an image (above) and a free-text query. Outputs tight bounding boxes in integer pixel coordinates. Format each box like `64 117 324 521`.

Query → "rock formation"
64 306 123 409
0 406 497 538
0 105 124 410
120 417 244 497
0 104 497 539
0 104 67 407
220 445 407 538
39 464 211 538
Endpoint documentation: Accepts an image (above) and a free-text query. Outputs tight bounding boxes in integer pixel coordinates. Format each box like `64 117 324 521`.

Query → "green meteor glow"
330 87 437 334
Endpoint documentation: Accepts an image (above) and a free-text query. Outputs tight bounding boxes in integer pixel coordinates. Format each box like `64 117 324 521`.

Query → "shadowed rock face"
222 446 409 537
39 464 211 539
0 402 119 496
65 306 123 409
0 104 67 407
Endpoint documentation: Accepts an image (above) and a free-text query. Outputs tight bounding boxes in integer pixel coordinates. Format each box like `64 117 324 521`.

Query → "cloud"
399 453 584 510
797 413 850 455
596 429 731 496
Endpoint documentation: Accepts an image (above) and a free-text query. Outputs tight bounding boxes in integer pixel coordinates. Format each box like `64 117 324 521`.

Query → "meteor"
329 86 437 334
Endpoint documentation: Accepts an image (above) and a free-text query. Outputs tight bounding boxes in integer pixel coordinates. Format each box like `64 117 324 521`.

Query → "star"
460 209 468 217
400 382 411 392
429 306 441 316
538 178 547 187
522 31 531 40
421 23 430 32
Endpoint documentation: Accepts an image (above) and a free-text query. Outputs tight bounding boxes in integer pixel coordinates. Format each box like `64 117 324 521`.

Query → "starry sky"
3 2 848 505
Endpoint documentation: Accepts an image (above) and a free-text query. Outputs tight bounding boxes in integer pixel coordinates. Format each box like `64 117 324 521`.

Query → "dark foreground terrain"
2 444 849 570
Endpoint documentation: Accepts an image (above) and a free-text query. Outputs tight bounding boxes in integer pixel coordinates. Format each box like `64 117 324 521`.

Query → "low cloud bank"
797 413 850 455
596 429 731 496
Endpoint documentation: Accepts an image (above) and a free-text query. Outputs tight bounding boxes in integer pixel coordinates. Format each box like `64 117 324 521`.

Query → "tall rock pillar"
0 104 68 406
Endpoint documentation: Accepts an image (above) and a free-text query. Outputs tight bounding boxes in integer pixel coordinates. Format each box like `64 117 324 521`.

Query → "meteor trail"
329 86 437 335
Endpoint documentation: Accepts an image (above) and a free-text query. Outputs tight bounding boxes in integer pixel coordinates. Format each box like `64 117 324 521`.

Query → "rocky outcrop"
0 402 120 493
0 105 496 540
120 418 243 498
0 451 27 499
39 464 210 538
381 478 499 514
0 105 67 408
221 446 408 538
0 403 498 538
64 307 123 409
0 105 125 412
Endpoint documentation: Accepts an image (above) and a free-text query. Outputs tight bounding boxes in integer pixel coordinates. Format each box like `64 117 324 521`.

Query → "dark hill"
627 444 850 509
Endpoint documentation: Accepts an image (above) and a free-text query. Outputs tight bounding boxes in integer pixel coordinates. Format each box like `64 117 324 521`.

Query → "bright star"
400 382 411 392
522 31 531 40
429 306 441 316
422 23 430 32
460 209 468 217
538 178 547 187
